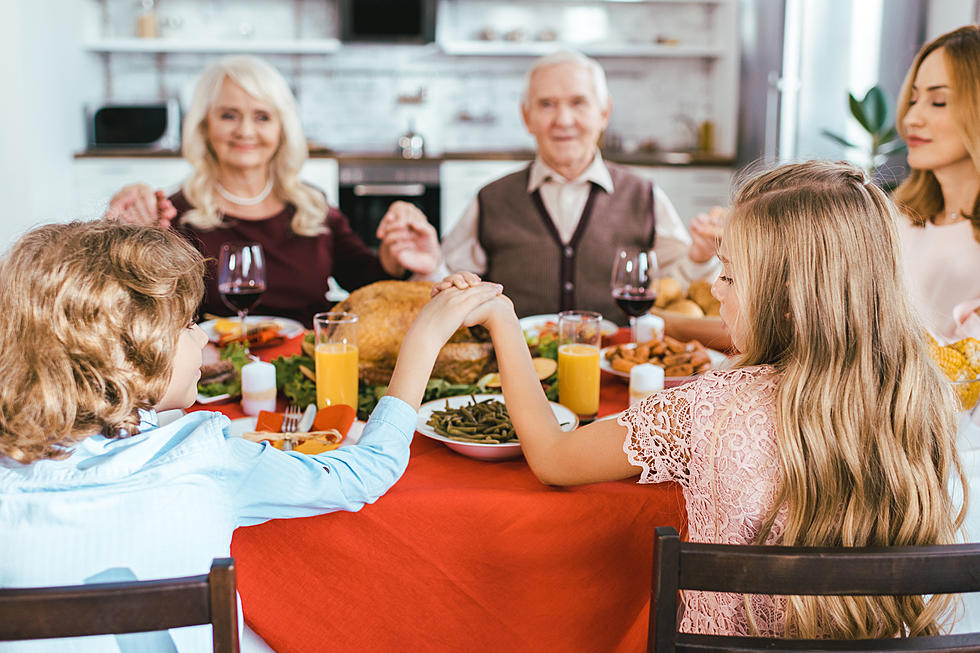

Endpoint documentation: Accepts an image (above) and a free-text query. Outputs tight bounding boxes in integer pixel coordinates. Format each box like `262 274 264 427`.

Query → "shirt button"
563 246 574 258
564 281 574 291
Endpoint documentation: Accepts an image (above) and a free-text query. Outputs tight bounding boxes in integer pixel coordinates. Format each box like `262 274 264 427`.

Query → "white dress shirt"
434 155 720 285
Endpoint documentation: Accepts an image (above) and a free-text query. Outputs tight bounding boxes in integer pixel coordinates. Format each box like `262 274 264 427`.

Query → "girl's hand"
410 281 504 349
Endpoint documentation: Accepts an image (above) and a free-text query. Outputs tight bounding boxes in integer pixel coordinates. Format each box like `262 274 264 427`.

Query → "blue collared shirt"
0 396 416 652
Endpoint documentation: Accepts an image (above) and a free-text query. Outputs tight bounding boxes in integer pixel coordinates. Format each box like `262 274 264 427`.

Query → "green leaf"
849 92 874 133
877 125 900 145
877 141 908 156
861 86 888 133
821 129 857 149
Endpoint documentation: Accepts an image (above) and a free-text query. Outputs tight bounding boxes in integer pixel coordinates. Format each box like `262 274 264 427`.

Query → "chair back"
0 557 239 652
649 526 980 652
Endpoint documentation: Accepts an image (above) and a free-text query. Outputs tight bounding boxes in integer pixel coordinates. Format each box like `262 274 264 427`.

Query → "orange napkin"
252 406 357 454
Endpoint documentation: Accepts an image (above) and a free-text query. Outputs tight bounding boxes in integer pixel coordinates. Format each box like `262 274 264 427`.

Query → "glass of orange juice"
313 312 358 410
557 310 602 423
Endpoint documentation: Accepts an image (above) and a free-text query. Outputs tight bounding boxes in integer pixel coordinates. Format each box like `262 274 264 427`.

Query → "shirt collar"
527 153 614 194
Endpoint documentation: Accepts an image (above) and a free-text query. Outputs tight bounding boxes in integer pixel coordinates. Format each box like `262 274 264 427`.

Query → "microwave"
87 100 181 150
339 0 436 43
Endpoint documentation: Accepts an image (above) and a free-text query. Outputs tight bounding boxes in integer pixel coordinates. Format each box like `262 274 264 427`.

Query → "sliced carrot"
313 404 356 437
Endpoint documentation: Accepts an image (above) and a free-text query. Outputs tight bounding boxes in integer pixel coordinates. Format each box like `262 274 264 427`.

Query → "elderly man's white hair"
520 50 610 108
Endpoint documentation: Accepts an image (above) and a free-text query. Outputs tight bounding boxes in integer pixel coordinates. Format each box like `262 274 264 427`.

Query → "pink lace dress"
622 365 788 636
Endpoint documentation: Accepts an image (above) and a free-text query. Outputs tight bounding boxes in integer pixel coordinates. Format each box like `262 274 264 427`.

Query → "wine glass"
610 248 659 343
217 242 267 352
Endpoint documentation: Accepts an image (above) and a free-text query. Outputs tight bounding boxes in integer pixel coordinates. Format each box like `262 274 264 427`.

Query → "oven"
338 162 440 250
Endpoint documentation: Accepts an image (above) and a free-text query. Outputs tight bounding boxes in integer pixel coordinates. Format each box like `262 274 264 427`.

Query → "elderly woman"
108 55 439 326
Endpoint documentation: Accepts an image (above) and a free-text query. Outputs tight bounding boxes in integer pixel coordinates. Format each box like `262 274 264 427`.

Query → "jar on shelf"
136 0 158 39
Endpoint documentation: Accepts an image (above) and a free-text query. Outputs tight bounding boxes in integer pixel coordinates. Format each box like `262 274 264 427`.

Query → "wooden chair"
649 526 980 652
0 557 239 652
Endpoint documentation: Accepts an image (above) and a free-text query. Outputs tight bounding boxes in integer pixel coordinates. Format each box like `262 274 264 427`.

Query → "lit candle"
241 360 276 416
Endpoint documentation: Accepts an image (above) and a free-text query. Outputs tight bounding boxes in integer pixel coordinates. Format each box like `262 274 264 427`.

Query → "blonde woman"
894 25 980 341
107 55 439 326
0 220 500 652
436 161 966 638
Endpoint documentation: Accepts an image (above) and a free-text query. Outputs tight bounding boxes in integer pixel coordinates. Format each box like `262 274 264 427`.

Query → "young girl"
894 25 980 341
0 221 500 652
438 160 966 638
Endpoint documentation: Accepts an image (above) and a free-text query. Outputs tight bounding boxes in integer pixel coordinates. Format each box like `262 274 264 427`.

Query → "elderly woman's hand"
105 184 177 228
376 201 441 277
688 205 727 263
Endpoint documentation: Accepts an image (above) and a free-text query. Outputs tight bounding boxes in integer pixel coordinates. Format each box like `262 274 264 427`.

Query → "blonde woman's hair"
180 55 328 236
0 221 205 464
893 25 980 242
726 161 965 638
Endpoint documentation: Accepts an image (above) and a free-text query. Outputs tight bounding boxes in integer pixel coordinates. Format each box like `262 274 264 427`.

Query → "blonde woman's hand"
688 205 728 263
105 184 176 228
377 201 441 276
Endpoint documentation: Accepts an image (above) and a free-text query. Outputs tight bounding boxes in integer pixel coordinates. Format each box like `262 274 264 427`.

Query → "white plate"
226 416 366 446
520 314 619 339
599 344 731 388
198 315 305 343
416 394 578 461
196 391 233 405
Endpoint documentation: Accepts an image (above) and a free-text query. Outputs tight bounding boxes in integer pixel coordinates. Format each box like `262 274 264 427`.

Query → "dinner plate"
196 391 234 405
198 315 305 343
520 314 619 339
416 394 578 461
599 344 731 388
226 416 366 446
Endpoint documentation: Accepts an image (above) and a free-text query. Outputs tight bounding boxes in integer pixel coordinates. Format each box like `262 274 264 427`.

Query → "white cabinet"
439 160 527 236
71 157 339 220
627 166 733 225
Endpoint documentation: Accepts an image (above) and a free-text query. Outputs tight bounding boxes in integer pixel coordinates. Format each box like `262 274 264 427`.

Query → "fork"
281 404 302 451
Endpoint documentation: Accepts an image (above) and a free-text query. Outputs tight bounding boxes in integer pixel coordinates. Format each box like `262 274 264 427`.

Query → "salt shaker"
241 360 276 415
629 363 664 406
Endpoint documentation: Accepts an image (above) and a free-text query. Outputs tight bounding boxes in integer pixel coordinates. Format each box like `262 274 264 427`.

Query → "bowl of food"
416 394 577 461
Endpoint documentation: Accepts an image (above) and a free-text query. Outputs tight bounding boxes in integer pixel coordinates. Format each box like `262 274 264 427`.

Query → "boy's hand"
431 271 483 296
410 281 504 350
105 184 176 228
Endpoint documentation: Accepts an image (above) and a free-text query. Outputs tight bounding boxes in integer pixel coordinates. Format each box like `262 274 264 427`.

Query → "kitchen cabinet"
440 160 527 236
71 157 338 220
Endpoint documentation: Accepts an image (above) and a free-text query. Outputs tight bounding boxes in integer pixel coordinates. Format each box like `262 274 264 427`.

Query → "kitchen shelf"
82 38 342 55
438 40 724 57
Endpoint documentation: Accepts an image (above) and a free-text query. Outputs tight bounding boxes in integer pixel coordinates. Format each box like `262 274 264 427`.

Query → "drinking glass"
557 310 602 423
313 312 359 410
217 242 267 353
610 248 659 343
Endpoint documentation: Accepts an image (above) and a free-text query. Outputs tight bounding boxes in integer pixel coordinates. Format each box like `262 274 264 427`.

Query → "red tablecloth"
201 334 687 653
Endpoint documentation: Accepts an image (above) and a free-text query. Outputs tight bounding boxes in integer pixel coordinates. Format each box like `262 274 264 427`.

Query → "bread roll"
654 277 684 308
663 299 705 317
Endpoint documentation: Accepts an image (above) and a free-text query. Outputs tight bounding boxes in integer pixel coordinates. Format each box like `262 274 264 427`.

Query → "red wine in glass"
217 242 266 352
219 285 265 313
610 248 659 342
612 287 657 317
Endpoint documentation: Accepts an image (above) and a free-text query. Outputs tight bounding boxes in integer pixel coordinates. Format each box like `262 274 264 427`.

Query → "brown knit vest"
477 162 656 323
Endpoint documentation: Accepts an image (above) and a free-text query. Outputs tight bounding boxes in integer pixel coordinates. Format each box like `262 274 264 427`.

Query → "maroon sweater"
170 191 391 327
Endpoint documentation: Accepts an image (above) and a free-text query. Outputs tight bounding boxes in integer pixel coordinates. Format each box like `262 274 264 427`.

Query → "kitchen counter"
74 148 734 167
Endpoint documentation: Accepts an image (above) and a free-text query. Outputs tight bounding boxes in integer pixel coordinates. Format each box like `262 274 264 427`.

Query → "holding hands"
376 201 441 277
688 205 728 263
105 184 176 228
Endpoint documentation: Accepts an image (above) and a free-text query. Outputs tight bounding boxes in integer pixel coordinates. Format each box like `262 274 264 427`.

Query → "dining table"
190 330 688 653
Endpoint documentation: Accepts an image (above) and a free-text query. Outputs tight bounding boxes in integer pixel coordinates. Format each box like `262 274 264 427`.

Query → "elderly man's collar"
527 154 615 194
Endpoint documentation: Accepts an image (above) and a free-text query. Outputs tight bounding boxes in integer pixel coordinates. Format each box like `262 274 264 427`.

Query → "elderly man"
426 50 720 321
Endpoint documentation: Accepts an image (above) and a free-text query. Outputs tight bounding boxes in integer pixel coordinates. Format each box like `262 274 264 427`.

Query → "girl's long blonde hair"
727 161 965 638
0 222 204 464
893 25 980 242
180 55 328 236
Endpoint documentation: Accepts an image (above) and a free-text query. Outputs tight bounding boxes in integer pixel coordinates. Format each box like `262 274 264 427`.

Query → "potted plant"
821 85 906 176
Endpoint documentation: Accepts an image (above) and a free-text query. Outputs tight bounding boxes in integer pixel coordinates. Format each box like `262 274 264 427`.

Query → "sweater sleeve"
224 395 415 527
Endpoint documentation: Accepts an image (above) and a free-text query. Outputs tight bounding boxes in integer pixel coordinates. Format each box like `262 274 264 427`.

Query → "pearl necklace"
216 178 274 206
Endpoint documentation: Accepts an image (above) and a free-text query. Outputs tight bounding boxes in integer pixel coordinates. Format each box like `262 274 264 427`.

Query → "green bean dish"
426 396 516 444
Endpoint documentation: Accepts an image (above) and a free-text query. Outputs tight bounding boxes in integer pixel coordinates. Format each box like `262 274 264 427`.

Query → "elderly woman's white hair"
180 55 327 236
520 50 610 108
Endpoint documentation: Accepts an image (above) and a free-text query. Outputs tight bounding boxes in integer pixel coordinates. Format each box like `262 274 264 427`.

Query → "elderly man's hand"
105 184 177 228
688 205 727 263
377 201 441 276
